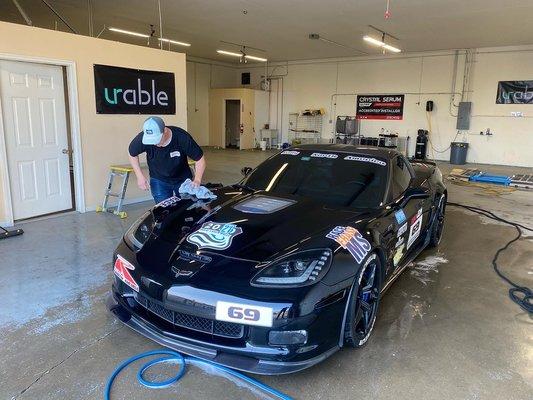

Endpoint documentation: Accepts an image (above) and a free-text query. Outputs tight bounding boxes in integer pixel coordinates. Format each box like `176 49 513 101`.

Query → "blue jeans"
150 178 182 204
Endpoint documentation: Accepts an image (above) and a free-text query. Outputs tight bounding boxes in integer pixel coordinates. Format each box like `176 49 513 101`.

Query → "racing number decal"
228 306 260 322
216 301 273 327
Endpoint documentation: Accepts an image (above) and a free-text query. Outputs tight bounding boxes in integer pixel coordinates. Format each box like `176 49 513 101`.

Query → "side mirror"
241 167 253 177
399 187 429 208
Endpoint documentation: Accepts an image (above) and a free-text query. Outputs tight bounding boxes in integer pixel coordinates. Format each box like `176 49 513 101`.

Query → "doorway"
0 60 74 220
225 99 240 149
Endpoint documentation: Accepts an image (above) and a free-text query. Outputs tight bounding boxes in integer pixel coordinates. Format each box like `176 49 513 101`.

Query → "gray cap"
142 116 165 145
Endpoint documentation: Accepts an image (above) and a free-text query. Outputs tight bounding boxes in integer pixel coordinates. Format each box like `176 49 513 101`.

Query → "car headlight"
124 211 154 250
251 249 332 288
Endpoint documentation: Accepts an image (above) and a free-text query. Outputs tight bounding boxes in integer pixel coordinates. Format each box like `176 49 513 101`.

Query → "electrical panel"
456 101 472 130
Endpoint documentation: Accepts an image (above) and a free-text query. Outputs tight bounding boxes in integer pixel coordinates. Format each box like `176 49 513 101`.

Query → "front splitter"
107 293 339 375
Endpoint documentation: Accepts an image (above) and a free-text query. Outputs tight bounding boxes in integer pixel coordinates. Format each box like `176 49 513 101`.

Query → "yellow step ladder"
96 161 196 219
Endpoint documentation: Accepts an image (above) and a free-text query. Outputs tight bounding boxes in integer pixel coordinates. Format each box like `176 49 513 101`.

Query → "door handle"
62 149 72 155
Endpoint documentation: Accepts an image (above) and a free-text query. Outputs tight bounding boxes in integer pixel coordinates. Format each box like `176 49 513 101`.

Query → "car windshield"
243 149 388 209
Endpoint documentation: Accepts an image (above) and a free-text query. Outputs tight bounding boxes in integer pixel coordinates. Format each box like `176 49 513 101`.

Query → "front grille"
135 294 244 339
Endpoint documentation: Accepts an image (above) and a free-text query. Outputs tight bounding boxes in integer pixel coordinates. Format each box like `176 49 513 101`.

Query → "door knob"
62 149 72 155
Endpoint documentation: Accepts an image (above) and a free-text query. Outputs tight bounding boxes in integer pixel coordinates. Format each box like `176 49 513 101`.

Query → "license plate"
215 301 273 327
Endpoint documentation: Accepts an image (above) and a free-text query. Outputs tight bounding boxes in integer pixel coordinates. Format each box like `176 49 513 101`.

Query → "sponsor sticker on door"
407 209 423 250
216 301 273 327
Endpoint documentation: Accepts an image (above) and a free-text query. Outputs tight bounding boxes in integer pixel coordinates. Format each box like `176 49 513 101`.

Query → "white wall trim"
0 219 14 227
0 52 86 224
0 85 14 226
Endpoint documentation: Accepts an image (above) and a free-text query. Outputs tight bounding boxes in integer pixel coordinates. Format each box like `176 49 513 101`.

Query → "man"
129 116 206 203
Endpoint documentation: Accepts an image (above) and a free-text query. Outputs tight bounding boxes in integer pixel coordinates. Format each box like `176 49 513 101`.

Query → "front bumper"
107 291 340 374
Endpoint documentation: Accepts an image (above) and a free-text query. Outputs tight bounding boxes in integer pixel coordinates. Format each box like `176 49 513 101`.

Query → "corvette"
107 144 447 374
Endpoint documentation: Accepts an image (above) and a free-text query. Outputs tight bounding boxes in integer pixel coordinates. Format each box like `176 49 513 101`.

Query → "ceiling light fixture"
217 50 242 57
363 35 401 53
109 27 191 47
158 38 191 47
244 54 268 62
109 27 150 38
217 49 267 62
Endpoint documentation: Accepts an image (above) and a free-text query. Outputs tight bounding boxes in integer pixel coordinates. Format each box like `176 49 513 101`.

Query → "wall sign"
356 94 404 120
94 64 175 114
496 81 533 104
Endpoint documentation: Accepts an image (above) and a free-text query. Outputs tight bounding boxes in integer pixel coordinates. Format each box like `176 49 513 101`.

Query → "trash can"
450 142 469 165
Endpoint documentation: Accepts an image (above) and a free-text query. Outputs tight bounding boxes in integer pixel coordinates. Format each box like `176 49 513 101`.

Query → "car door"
389 155 424 270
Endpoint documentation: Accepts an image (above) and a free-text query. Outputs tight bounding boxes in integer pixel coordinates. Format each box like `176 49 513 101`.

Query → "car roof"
290 144 399 160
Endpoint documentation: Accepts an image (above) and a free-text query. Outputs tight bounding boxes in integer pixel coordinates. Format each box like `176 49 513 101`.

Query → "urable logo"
104 78 169 106
502 88 533 102
187 222 243 251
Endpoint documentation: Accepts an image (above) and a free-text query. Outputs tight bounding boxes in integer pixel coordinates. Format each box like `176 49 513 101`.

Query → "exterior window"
391 156 412 199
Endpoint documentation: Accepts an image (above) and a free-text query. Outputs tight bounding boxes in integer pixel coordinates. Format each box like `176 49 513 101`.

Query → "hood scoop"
233 195 296 214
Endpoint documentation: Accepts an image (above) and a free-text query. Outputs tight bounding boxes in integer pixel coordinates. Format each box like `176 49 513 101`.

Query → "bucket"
450 142 468 165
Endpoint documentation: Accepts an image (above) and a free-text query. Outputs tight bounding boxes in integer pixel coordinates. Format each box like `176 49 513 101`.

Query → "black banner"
496 81 533 104
356 95 404 120
94 64 175 114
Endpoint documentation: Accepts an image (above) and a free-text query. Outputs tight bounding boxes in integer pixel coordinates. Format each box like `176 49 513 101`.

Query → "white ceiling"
2 0 533 62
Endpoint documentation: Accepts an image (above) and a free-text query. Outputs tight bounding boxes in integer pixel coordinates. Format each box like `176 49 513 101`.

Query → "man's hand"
137 175 150 191
191 156 206 189
191 178 201 188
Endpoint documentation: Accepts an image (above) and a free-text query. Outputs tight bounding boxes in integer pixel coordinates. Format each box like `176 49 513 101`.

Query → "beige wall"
209 88 256 149
186 61 236 146
0 21 187 223
239 46 533 167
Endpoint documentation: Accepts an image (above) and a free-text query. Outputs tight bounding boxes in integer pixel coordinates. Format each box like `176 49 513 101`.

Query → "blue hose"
104 349 293 400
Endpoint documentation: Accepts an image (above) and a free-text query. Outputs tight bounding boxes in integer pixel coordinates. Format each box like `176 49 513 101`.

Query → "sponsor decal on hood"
187 222 243 251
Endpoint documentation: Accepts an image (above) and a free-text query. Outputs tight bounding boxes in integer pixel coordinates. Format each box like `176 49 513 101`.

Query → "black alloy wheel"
344 254 381 348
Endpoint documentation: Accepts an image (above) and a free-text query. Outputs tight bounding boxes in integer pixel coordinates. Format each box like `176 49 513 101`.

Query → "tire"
344 253 382 348
428 193 446 248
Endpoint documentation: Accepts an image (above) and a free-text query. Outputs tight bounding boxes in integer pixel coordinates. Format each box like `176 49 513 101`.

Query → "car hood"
132 187 373 289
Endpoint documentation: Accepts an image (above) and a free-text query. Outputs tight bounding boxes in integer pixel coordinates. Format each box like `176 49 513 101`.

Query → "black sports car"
107 144 446 374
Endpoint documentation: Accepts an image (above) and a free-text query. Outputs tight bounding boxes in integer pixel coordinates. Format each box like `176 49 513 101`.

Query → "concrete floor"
1 148 532 400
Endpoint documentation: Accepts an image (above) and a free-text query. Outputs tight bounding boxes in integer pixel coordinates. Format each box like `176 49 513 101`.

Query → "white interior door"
0 60 72 220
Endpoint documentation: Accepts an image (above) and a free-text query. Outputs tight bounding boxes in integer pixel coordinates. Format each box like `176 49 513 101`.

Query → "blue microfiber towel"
179 179 217 200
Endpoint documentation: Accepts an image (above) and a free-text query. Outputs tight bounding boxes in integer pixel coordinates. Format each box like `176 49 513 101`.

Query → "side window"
391 156 412 199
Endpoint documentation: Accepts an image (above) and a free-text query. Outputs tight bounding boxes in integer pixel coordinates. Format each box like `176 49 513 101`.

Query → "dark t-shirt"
128 126 203 184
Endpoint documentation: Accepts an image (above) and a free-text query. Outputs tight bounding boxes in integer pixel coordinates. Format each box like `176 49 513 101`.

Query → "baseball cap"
142 116 165 145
